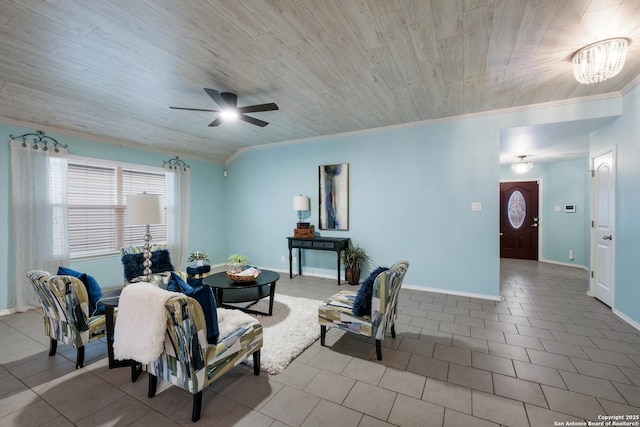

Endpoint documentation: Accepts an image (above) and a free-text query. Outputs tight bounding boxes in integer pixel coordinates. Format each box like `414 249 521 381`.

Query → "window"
68 158 166 259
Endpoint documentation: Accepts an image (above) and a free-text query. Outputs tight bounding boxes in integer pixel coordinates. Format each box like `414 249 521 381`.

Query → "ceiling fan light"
511 155 533 174
572 38 629 84
220 108 239 121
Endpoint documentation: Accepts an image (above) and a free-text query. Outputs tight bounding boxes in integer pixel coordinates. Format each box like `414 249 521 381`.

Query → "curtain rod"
163 156 190 171
10 130 68 152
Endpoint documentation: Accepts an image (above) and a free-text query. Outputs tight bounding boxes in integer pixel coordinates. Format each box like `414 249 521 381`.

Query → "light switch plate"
471 202 482 211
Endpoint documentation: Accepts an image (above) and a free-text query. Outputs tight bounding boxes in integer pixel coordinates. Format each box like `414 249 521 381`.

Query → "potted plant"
187 251 210 266
341 244 370 285
226 254 250 273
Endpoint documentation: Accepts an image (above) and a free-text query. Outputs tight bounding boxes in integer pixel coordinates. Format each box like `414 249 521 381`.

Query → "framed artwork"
319 163 349 230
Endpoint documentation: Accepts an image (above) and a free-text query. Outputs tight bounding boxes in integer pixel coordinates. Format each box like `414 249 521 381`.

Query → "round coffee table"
203 270 280 316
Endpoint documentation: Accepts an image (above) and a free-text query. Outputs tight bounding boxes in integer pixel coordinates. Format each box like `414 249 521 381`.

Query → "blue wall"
0 123 226 310
225 98 622 300
590 83 640 325
543 159 590 267
1 92 634 320
225 117 502 298
500 157 590 267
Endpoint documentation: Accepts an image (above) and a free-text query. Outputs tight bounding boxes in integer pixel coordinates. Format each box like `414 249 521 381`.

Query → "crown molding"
227 92 623 164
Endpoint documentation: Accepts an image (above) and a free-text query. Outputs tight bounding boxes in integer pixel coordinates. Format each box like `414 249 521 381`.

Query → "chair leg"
320 325 326 346
253 350 261 375
48 338 57 357
131 362 143 383
192 391 202 422
148 374 158 398
75 346 85 369
375 340 382 360
391 324 396 339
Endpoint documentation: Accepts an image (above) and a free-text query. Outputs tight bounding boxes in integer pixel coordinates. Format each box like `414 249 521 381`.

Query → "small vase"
197 260 204 267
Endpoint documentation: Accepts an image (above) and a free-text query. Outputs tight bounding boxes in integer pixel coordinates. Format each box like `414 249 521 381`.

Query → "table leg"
289 247 293 279
106 306 116 369
268 282 276 316
297 248 302 276
216 288 224 306
337 250 341 286
106 304 142 382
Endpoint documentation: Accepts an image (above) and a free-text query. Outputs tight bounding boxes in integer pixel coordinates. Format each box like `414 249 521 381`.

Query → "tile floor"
1 259 640 426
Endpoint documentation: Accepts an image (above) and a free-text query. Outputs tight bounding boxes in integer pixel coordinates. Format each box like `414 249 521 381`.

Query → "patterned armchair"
26 270 107 369
147 295 263 422
318 260 409 360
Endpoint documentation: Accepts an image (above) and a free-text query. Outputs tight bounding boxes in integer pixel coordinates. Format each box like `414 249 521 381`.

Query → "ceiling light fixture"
572 38 629 84
220 108 239 121
511 155 533 174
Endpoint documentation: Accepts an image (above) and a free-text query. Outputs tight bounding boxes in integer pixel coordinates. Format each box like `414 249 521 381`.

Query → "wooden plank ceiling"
0 0 639 163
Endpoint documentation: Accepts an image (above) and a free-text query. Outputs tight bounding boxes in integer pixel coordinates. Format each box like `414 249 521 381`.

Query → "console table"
287 236 350 285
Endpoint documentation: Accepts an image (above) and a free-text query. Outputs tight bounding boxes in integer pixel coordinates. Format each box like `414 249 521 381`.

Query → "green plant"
226 254 250 274
187 251 210 263
226 254 250 264
340 245 370 271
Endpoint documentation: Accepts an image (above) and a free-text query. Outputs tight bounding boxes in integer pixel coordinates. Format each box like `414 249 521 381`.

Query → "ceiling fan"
170 88 278 127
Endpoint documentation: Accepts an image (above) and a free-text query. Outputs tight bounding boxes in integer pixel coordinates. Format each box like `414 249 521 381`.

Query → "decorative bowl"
227 267 261 283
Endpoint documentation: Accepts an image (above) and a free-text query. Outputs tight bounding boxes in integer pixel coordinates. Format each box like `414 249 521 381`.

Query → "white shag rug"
240 294 322 375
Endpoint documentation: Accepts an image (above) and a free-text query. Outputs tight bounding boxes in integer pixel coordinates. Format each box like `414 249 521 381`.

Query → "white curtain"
165 164 191 271
11 140 69 311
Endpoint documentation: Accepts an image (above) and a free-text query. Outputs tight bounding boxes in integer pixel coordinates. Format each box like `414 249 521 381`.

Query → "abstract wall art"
319 163 349 230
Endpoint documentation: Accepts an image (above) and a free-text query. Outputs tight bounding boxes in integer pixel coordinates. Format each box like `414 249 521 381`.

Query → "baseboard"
0 308 18 316
540 259 589 270
584 292 640 332
266 266 338 281
612 308 640 332
269 266 503 301
401 283 503 302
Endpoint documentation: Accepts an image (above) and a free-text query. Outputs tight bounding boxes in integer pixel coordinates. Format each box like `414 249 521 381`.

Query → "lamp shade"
293 195 310 211
126 193 164 225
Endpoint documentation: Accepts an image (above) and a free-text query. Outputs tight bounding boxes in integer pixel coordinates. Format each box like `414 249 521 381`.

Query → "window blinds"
68 160 166 258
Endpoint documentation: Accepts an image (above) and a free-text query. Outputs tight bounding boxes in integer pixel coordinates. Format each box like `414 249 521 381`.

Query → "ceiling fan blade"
208 116 224 127
237 103 279 113
221 92 238 108
170 106 219 112
239 114 269 127
204 88 227 108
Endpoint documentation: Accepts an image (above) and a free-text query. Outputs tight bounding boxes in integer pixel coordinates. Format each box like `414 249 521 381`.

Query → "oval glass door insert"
507 190 526 229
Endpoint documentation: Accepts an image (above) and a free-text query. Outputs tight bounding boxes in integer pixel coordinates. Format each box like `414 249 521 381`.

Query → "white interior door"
590 147 616 307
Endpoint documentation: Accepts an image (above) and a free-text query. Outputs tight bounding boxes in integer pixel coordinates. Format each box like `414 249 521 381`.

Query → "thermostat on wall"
564 204 576 213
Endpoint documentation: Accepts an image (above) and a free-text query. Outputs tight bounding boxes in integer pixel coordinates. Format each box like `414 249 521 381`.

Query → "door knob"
530 223 538 228
603 235 613 240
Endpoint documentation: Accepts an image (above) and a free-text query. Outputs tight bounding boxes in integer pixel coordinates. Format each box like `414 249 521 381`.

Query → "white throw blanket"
216 308 259 340
113 283 180 364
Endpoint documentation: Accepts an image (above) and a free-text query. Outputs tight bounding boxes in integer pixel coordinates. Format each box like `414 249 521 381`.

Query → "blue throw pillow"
57 267 105 316
168 272 219 344
122 249 174 281
352 266 388 317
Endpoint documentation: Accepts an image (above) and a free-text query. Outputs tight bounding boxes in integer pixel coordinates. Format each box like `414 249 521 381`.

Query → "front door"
590 148 616 307
500 181 539 260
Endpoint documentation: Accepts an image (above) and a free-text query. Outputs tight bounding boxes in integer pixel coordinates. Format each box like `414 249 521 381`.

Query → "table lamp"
293 195 310 228
126 193 164 282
